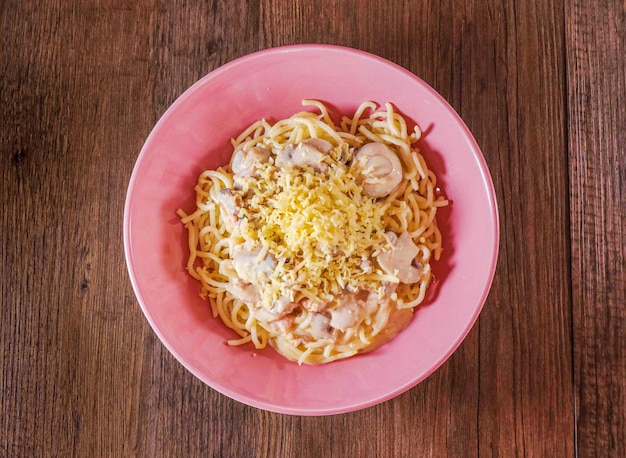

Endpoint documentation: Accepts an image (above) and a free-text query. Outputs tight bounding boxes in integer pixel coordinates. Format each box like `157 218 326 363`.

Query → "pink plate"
124 44 499 415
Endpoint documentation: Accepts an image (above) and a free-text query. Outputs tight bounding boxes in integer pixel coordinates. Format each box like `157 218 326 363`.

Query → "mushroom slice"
255 297 298 325
269 314 296 334
354 142 403 197
301 137 333 154
231 145 271 177
310 313 332 339
328 289 377 332
231 244 277 284
224 279 260 304
275 138 332 172
271 295 298 316
329 299 360 332
377 231 423 284
216 189 241 216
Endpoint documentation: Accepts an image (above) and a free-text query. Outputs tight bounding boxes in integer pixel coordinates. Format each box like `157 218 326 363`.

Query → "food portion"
178 101 448 364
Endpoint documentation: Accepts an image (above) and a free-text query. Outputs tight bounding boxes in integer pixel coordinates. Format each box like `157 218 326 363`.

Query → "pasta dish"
177 101 448 364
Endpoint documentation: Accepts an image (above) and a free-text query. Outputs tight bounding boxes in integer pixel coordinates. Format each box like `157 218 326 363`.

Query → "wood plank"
450 1 575 456
566 1 626 456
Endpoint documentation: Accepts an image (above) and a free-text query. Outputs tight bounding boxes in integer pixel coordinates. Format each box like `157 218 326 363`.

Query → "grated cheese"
229 155 391 308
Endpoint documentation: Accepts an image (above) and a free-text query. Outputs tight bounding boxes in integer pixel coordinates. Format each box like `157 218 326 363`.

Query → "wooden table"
2 1 624 456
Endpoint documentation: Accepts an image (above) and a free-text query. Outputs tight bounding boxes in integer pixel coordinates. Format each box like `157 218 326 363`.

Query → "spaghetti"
178 101 448 364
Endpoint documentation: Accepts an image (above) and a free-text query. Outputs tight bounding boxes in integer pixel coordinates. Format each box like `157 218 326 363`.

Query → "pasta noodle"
178 101 448 364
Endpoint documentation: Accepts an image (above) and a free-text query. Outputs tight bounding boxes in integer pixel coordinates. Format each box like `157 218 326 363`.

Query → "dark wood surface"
1 1 624 456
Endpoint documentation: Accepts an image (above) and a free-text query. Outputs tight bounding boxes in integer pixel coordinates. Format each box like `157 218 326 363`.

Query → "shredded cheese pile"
232 158 391 308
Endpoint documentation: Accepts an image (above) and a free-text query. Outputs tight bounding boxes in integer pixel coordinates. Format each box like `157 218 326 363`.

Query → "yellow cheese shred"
233 159 390 308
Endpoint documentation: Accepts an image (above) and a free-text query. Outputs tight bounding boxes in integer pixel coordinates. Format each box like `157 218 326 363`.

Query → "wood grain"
1 0 623 456
454 2 574 456
566 0 626 456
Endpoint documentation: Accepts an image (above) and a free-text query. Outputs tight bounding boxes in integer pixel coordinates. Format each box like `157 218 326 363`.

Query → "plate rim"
123 44 500 415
